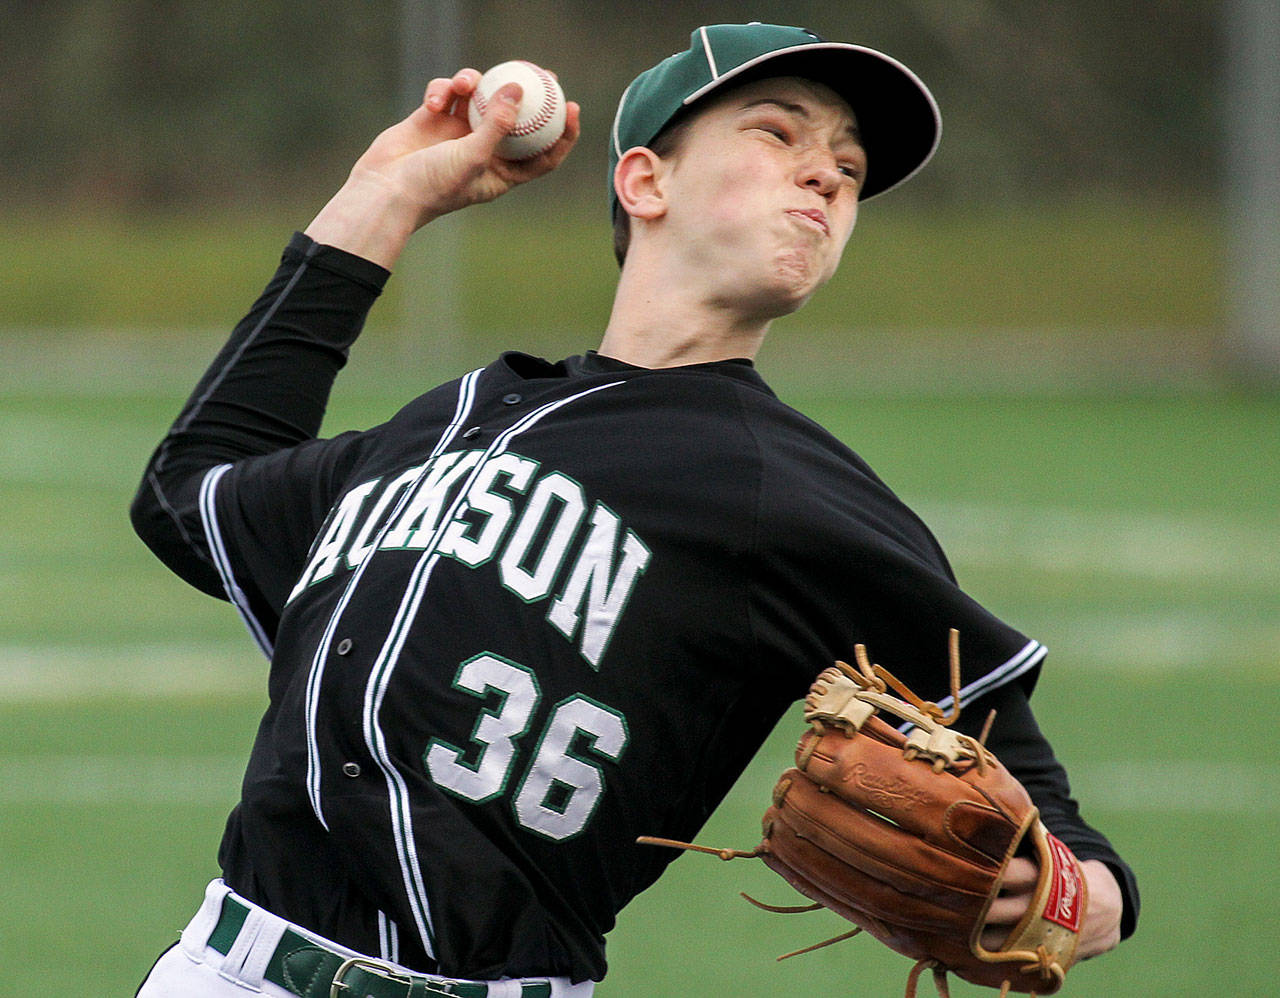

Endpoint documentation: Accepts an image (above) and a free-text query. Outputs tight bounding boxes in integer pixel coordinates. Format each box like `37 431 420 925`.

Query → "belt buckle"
330 956 415 998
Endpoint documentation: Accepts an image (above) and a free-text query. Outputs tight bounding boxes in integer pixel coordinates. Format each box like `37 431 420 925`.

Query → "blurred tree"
0 0 397 207
0 0 1221 212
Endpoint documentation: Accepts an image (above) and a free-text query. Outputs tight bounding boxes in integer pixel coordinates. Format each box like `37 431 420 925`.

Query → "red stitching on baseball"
473 64 558 136
506 61 558 137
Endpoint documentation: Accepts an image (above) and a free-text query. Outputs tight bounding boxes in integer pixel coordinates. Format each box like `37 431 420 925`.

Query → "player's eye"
755 124 791 143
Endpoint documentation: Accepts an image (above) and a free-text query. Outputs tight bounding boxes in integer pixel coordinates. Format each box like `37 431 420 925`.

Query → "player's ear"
613 147 667 222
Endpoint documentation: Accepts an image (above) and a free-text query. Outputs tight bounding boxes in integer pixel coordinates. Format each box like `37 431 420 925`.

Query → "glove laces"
814 628 997 775
904 950 1061 998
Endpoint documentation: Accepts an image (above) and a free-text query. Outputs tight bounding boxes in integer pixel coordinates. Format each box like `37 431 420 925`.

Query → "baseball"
468 60 567 160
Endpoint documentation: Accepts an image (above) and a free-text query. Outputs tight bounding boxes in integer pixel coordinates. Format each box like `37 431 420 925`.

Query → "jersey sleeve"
130 232 389 647
746 405 1041 703
745 396 1139 939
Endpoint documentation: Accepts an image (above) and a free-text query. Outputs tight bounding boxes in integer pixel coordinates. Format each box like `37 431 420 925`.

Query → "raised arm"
305 69 580 268
131 69 579 603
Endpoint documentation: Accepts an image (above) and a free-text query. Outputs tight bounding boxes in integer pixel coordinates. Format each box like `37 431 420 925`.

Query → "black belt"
207 895 553 998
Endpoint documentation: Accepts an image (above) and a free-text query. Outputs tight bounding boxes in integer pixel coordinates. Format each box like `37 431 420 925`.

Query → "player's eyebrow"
738 97 862 144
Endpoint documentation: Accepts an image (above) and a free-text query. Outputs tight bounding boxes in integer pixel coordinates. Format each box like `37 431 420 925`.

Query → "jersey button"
335 638 353 656
342 762 361 778
502 393 522 405
462 426 482 439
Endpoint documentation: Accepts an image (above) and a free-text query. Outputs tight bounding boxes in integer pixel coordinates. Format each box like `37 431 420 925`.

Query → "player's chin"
768 252 834 312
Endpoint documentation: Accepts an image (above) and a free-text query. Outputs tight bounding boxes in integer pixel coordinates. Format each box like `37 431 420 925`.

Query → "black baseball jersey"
133 234 1137 983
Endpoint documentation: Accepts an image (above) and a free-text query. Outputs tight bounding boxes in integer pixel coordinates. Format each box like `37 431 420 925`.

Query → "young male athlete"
132 23 1138 998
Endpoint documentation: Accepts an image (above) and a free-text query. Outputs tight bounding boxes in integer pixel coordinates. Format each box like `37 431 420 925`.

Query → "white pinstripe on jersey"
199 463 274 658
357 377 624 960
303 367 485 838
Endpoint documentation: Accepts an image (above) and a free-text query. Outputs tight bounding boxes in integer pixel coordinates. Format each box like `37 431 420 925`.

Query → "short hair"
610 107 698 268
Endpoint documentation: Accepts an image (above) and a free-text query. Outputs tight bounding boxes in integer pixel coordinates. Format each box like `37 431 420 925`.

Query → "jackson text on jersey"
286 447 652 671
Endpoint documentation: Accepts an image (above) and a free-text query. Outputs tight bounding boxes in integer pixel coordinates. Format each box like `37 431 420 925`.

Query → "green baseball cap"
609 23 941 214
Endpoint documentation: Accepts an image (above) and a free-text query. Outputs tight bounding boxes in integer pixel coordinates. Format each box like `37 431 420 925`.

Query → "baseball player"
132 23 1137 998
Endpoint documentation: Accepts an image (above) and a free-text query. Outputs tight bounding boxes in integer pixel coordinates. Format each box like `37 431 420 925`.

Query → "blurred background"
5 0 1275 382
1 2 1277 996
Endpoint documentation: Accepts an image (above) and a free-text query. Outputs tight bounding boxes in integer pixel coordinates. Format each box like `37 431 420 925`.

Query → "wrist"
304 172 426 270
1078 859 1123 959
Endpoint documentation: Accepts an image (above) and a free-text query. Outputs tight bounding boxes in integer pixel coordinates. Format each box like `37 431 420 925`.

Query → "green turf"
2 342 1276 997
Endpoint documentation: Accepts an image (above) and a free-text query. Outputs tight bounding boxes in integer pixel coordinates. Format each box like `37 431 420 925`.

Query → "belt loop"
181 880 232 959
405 977 437 998
218 906 261 981
218 906 286 988
240 914 287 988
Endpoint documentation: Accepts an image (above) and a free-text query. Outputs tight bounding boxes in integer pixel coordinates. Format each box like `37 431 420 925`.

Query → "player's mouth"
786 208 829 235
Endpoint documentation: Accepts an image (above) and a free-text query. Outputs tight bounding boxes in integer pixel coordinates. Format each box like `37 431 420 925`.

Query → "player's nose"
797 153 843 200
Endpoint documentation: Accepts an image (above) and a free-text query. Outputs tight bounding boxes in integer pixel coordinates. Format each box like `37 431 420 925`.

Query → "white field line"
0 411 155 488
915 500 1280 674
1 754 1273 814
1042 614 1280 673
0 755 246 805
915 501 1280 585
0 644 262 701
1073 762 1280 817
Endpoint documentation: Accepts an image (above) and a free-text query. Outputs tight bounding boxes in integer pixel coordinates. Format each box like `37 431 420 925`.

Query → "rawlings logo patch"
851 763 933 811
1043 832 1084 932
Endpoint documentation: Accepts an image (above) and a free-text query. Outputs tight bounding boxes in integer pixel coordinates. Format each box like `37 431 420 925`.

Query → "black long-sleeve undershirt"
131 233 388 602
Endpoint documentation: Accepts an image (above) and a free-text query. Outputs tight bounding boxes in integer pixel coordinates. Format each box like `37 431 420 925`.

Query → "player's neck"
599 262 771 368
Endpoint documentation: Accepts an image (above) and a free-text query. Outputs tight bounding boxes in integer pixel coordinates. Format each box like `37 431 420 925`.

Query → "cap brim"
683 43 941 201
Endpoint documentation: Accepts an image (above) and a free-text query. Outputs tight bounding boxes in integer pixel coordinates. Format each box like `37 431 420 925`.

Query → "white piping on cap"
697 25 720 79
674 40 942 198
681 40 936 120
610 80 634 160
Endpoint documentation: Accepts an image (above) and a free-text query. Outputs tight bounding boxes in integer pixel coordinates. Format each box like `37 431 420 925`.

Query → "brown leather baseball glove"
641 631 1088 997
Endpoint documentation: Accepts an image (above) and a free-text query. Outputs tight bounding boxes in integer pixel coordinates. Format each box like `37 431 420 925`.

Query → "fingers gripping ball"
468 60 567 160
638 631 1089 998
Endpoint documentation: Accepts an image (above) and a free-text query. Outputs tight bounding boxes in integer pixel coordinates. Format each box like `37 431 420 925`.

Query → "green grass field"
0 195 1273 996
2 334 1275 997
